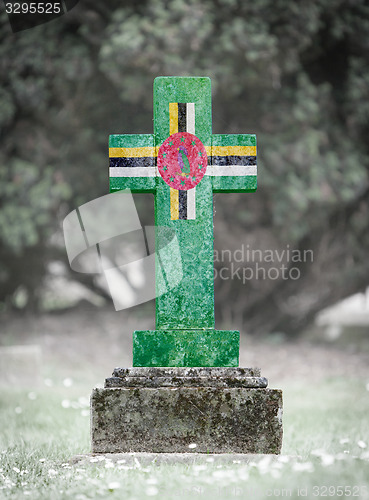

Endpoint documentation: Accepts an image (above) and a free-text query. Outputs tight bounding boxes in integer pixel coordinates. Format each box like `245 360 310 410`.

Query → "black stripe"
178 103 187 133
178 190 187 219
211 156 257 166
109 157 155 168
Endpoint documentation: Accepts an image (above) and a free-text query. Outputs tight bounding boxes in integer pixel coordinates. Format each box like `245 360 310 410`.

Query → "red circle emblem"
157 132 207 190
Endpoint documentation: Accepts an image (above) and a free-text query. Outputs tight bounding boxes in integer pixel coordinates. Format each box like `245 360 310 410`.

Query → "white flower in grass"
81 410 89 417
78 396 89 407
238 468 249 481
15 407 22 414
146 486 159 496
272 461 283 470
321 454 335 466
212 469 227 479
311 449 325 457
48 469 58 477
24 491 31 496
292 462 314 472
117 465 130 470
193 464 207 472
61 400 70 409
146 477 158 485
271 468 281 479
63 378 73 387
206 457 214 463
336 453 349 460
256 455 272 474
104 462 114 469
90 458 99 463
188 443 197 449
339 438 349 444
116 459 126 464
358 440 367 449
108 482 121 491
13 467 20 474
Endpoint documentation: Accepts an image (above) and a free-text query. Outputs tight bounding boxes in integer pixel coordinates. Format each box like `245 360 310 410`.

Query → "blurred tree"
0 0 368 334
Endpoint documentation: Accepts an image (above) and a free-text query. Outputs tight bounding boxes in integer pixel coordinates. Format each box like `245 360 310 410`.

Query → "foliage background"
1 0 369 335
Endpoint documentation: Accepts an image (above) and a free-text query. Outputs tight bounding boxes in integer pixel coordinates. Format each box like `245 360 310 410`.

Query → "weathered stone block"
91 368 283 454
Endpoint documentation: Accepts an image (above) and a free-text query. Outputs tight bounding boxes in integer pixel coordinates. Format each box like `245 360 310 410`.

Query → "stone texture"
91 384 283 454
112 367 261 377
106 366 266 388
105 376 268 388
133 330 239 367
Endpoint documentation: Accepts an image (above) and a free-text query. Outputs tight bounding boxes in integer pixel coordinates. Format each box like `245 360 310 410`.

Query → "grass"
1 377 369 499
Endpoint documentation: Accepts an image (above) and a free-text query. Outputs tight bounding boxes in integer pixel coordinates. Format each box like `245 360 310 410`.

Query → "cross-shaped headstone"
109 77 257 367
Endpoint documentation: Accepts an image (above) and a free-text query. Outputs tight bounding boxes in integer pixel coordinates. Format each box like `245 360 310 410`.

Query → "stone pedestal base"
91 368 283 454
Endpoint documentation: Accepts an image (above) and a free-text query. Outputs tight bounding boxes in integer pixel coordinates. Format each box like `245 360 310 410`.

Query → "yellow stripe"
169 103 179 219
211 146 257 157
170 188 179 220
169 103 178 135
109 147 156 158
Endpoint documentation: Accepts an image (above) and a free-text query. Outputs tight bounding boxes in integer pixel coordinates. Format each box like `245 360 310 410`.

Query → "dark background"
1 0 369 337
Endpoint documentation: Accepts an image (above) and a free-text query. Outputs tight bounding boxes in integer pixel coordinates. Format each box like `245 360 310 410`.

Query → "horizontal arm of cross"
209 134 257 193
109 133 257 194
109 134 157 193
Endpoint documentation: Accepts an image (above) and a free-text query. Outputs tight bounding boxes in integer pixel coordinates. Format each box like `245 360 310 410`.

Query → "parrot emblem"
177 146 191 175
157 131 207 190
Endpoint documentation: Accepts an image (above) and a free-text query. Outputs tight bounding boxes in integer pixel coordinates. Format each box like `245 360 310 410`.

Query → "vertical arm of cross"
109 134 157 193
153 77 215 331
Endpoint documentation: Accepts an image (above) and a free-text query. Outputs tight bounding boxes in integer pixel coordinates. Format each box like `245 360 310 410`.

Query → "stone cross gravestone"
91 77 283 454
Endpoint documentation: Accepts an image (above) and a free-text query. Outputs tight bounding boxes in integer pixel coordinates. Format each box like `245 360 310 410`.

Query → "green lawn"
1 377 368 499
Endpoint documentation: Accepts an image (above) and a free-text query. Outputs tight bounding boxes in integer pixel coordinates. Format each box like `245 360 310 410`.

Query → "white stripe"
186 103 195 134
206 166 257 176
187 187 196 220
110 167 157 177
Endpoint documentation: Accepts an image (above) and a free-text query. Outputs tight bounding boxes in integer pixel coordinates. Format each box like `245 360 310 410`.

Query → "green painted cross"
109 77 257 367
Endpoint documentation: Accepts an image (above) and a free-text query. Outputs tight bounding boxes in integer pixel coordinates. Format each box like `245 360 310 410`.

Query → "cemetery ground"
1 305 369 499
